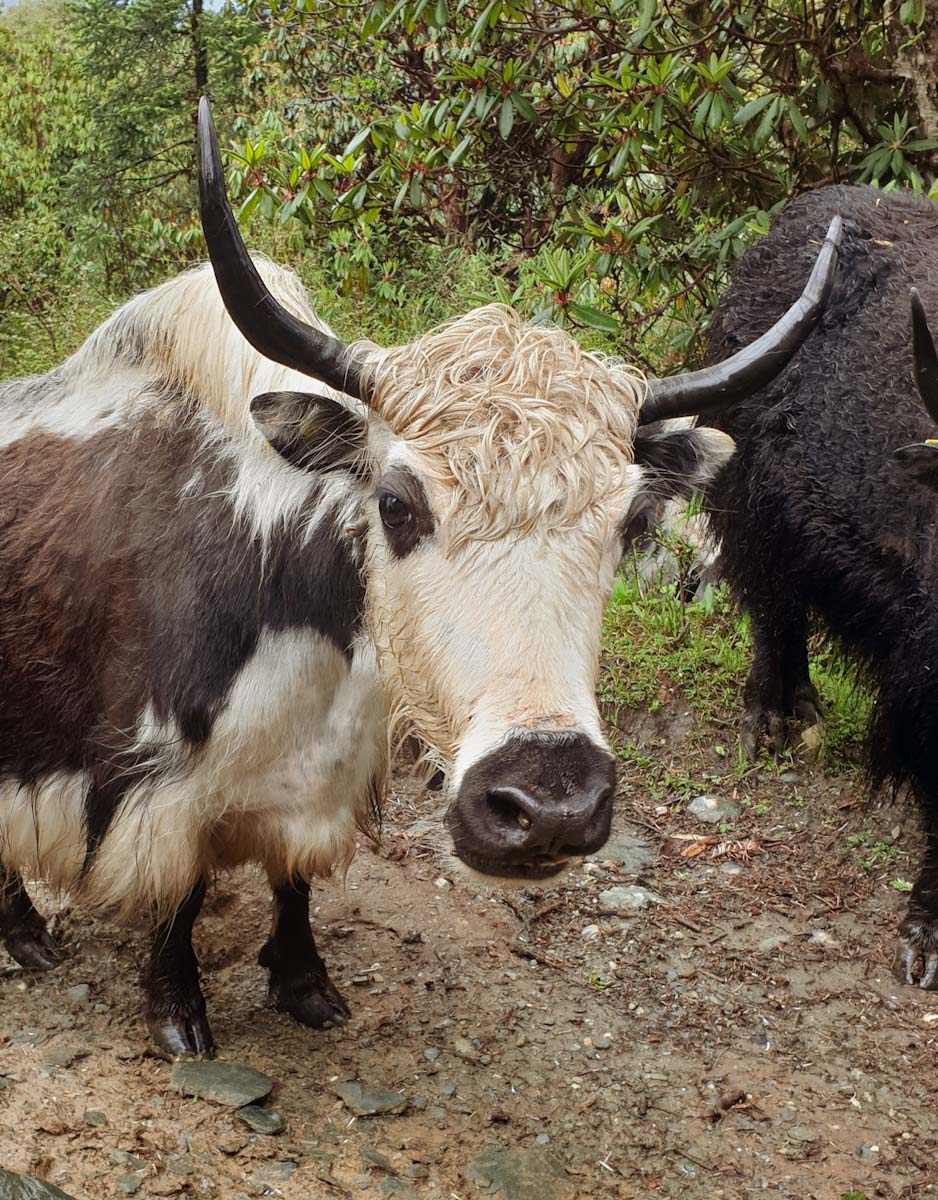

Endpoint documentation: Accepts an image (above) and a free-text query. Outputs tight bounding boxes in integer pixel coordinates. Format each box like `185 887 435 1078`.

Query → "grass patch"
601 543 873 770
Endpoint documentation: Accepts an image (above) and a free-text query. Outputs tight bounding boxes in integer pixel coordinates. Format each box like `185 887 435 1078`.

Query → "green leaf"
786 99 808 143
568 302 620 333
498 96 514 138
509 91 538 123
236 188 262 222
734 93 774 126
448 135 473 166
344 126 373 157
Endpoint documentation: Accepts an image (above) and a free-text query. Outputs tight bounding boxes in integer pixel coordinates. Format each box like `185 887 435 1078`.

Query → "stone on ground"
688 794 741 824
463 1148 570 1200
0 1168 77 1200
598 885 664 913
169 1061 272 1108
334 1081 408 1116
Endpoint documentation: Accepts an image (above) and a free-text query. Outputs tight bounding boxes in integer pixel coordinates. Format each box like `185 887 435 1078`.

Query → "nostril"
594 784 615 811
485 786 539 835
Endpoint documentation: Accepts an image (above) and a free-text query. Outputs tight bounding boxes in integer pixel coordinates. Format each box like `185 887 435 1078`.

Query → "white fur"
1 632 386 916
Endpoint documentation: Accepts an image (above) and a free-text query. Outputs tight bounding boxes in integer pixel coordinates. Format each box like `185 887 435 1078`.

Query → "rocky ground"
2 694 937 1200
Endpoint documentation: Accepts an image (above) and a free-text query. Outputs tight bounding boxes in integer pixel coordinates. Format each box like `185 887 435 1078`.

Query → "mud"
2 717 937 1199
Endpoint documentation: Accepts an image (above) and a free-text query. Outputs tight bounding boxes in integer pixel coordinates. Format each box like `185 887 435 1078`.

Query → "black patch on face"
375 466 434 559
619 426 716 549
251 391 369 477
0 399 366 869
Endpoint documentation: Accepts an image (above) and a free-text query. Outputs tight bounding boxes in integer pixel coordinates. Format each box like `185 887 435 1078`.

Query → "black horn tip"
638 212 843 426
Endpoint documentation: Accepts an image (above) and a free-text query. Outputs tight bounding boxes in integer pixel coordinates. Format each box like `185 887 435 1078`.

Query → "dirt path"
2 711 937 1200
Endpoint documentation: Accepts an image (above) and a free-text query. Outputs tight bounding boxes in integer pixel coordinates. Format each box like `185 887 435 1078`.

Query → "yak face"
254 306 734 881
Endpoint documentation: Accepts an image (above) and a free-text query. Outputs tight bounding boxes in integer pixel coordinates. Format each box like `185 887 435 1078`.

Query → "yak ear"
893 441 938 492
621 425 735 548
250 391 369 476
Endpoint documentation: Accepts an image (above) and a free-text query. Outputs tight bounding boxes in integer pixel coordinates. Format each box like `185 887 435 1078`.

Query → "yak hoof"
148 1011 216 1060
4 926 63 972
740 704 788 759
270 973 351 1029
894 921 938 991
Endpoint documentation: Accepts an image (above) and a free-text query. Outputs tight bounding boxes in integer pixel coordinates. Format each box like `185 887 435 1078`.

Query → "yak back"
704 184 938 798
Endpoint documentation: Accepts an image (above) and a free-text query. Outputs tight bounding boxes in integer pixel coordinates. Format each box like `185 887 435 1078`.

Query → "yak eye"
378 491 410 530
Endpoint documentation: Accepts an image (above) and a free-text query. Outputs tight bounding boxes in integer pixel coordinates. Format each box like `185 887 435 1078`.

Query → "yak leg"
895 832 938 990
259 877 349 1029
142 880 214 1059
742 604 820 757
0 871 61 970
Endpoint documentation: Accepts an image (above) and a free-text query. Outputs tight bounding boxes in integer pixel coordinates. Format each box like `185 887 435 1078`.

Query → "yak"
0 99 838 1057
704 183 938 990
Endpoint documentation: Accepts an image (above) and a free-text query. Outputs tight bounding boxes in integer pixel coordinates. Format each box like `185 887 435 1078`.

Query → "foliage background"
3 0 938 379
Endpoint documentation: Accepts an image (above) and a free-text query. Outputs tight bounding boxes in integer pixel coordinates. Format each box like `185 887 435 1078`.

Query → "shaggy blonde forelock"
367 305 643 550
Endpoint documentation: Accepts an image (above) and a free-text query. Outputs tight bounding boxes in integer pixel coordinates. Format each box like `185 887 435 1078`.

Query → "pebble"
216 1133 249 1155
334 1082 408 1116
758 934 791 952
592 1033 613 1050
251 1163 297 1187
598 885 664 914
0 1168 77 1198
109 1153 146 1171
115 1179 142 1197
808 929 840 951
361 1149 396 1174
463 1148 569 1200
433 876 451 890
42 1044 92 1070
779 771 802 784
588 832 656 875
9 1029 45 1047
580 924 600 941
236 1105 285 1135
796 725 823 760
688 795 741 824
83 1110 108 1128
720 862 745 875
451 1037 479 1062
64 984 90 1006
379 1181 418 1199
170 1061 273 1108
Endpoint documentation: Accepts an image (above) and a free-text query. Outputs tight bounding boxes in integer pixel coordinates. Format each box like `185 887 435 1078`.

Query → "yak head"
198 99 841 883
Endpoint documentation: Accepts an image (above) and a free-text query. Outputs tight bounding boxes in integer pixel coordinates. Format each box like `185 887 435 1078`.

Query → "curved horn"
198 97 369 401
911 287 938 427
639 215 843 425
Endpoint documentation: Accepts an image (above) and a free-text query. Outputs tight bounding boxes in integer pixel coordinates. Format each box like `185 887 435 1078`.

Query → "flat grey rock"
589 832 656 874
334 1081 407 1116
463 1148 570 1200
598 885 664 913
0 1168 76 1199
688 795 741 824
236 1104 285 1135
170 1061 272 1108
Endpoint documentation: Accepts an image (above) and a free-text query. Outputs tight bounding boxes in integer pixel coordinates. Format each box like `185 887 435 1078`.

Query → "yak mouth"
452 848 573 881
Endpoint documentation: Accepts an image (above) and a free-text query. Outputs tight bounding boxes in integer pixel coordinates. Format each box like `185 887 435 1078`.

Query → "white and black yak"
703 183 938 990
0 100 837 1056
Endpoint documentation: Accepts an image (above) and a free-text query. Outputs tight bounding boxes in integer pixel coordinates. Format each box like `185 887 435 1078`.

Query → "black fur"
702 184 938 985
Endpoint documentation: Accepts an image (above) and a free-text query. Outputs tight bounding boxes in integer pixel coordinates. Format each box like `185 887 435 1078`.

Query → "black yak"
704 184 938 989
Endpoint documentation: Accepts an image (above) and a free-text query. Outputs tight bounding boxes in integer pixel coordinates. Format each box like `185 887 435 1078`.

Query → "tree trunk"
895 2 938 161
